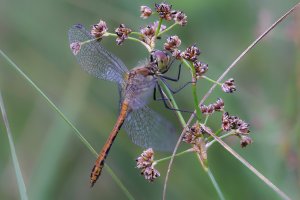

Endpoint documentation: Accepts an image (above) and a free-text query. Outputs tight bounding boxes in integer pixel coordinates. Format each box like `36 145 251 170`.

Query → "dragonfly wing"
68 24 128 85
123 106 178 152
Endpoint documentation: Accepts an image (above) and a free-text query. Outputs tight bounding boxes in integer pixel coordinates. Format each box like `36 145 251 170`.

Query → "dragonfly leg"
156 83 194 113
160 63 182 81
153 83 171 101
160 77 195 94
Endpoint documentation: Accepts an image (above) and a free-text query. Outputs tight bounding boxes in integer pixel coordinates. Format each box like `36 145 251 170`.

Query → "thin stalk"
202 76 222 86
157 23 177 37
154 18 163 39
204 115 209 125
206 168 225 200
0 50 135 200
182 59 201 121
0 92 28 200
206 132 234 148
106 33 152 52
153 148 193 165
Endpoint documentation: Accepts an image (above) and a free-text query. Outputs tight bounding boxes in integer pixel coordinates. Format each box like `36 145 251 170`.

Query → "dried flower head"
240 135 253 148
194 61 208 77
172 11 188 26
70 42 81 55
182 44 201 62
222 78 236 93
140 21 166 46
155 2 172 20
222 112 232 131
164 35 181 51
200 104 214 115
115 24 132 45
172 49 182 59
143 167 160 182
91 20 108 38
182 123 202 144
213 98 224 111
221 112 250 135
136 148 160 182
140 6 152 19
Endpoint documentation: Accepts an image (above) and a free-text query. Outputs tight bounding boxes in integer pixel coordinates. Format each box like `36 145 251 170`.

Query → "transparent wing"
123 106 178 152
68 24 128 85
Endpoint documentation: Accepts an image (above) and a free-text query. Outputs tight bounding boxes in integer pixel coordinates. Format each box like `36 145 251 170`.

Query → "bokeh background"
0 0 300 199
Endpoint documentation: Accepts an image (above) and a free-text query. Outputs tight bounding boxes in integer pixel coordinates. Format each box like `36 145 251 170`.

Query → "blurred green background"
0 0 300 199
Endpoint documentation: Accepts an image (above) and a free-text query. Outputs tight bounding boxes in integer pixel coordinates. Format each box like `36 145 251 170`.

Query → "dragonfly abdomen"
90 101 129 187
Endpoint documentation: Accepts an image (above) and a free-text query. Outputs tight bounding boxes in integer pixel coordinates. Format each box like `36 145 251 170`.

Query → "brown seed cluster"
193 61 208 78
164 35 181 51
182 123 206 144
140 6 152 19
136 148 160 182
115 24 132 45
140 21 166 46
70 42 81 55
222 112 250 133
181 44 201 62
222 78 236 93
155 2 173 20
172 11 187 26
200 98 224 115
91 20 108 38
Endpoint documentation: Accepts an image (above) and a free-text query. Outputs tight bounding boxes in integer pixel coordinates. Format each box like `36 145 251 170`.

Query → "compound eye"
151 50 169 72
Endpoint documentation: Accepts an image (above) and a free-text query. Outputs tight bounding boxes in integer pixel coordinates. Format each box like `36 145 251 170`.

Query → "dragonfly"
68 24 190 186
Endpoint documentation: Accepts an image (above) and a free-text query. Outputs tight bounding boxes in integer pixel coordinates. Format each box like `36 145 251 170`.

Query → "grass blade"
0 92 28 200
0 49 135 200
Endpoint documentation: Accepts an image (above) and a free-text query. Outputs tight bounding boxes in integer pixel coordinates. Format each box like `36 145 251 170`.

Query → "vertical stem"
207 168 226 200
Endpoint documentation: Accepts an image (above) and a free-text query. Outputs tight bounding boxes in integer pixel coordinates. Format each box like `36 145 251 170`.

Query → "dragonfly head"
150 50 170 74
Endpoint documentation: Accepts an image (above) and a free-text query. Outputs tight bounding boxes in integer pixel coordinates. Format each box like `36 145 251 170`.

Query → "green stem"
182 59 202 121
207 168 226 200
154 18 163 39
0 92 28 200
204 115 209 125
0 50 135 200
202 76 222 86
106 33 152 52
206 131 235 148
153 148 193 165
160 82 186 128
130 31 142 37
157 23 177 37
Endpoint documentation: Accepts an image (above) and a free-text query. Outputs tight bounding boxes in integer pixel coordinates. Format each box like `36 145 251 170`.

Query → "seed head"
221 78 236 93
221 112 250 135
172 11 187 26
222 112 232 131
172 49 182 60
140 21 166 46
164 35 181 51
182 44 201 62
143 167 160 182
70 42 81 55
140 6 152 19
194 61 208 77
200 104 214 115
182 123 202 144
155 2 172 20
136 148 160 182
91 20 108 38
213 98 224 111
240 135 253 148
115 24 132 45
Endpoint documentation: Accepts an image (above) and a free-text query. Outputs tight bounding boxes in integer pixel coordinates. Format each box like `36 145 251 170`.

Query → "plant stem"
0 92 28 200
207 168 226 200
0 50 135 200
182 59 202 121
154 18 163 39
206 131 234 148
154 148 193 165
202 76 222 86
106 33 152 52
157 23 177 37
